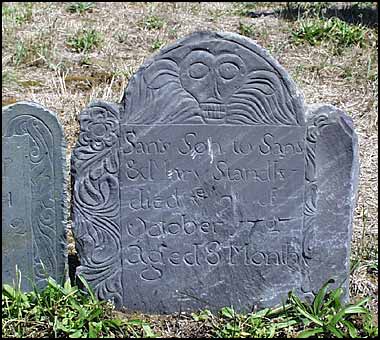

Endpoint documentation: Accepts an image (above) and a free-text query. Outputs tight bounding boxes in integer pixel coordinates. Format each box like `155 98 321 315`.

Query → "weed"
2 5 15 16
66 2 95 14
151 39 165 51
168 26 179 39
123 318 158 338
2 71 17 87
79 55 93 66
351 2 377 9
208 279 376 338
208 8 230 22
351 204 379 278
292 17 369 48
67 29 103 53
189 3 201 15
287 280 372 338
111 65 135 81
1 271 150 338
2 3 33 25
285 2 330 19
12 36 54 67
191 309 212 322
143 15 165 30
233 2 259 16
2 275 377 338
115 32 129 44
361 312 379 337
238 22 254 37
13 41 28 65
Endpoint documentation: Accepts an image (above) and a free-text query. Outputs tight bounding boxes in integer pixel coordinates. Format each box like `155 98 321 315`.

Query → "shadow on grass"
245 3 378 28
68 253 83 288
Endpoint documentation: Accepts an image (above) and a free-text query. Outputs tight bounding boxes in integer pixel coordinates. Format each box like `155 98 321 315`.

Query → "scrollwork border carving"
301 112 330 300
5 113 61 288
71 101 123 306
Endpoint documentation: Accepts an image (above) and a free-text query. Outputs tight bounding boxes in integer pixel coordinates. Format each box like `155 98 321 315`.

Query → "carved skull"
179 50 247 123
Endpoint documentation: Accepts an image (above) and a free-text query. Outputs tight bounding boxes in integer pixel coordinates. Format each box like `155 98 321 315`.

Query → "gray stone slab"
71 31 359 314
2 136 34 290
2 101 67 290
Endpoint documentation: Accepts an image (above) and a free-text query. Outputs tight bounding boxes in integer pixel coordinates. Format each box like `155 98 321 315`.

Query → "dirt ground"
2 1 378 324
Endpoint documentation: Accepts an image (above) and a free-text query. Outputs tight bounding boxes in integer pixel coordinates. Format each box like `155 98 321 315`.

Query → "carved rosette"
5 115 57 288
301 113 330 299
71 101 122 306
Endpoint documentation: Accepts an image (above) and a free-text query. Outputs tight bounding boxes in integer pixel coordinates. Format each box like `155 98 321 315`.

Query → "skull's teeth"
205 111 225 119
200 103 226 119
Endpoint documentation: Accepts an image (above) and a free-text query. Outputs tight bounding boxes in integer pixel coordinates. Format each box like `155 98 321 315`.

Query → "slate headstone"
71 31 359 314
2 101 67 291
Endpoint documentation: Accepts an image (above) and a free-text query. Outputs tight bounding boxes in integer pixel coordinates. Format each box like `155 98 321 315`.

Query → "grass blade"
312 278 334 315
77 275 96 302
297 327 324 338
341 319 358 338
289 292 323 326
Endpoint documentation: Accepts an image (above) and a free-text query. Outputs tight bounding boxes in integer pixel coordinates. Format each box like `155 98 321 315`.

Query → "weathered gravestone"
2 101 67 291
71 31 359 314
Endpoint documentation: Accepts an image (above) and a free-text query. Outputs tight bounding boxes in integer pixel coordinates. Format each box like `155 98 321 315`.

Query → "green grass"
2 3 33 25
2 71 17 87
143 15 165 30
13 41 28 65
233 2 260 16
350 2 377 9
292 17 370 48
11 36 54 67
2 274 377 338
2 271 156 338
151 39 165 51
198 279 377 338
66 2 95 14
285 2 330 18
238 22 254 37
67 29 103 53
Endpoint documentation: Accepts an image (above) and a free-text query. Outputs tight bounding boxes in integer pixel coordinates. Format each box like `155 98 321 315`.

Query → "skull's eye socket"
219 62 239 80
189 62 209 79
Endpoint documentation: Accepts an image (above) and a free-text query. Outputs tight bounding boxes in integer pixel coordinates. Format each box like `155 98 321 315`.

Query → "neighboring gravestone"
2 101 67 291
71 31 359 314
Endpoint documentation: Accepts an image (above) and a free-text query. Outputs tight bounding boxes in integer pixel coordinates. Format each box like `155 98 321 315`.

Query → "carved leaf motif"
72 101 123 306
89 161 105 181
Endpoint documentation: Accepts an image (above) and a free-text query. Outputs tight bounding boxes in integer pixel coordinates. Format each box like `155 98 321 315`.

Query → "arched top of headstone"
2 101 64 138
122 31 305 126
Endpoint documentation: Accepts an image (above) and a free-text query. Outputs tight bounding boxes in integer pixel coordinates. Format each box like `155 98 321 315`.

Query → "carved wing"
124 59 201 124
226 70 299 125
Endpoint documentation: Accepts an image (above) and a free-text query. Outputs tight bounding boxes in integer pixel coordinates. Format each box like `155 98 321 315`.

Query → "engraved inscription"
120 125 306 290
